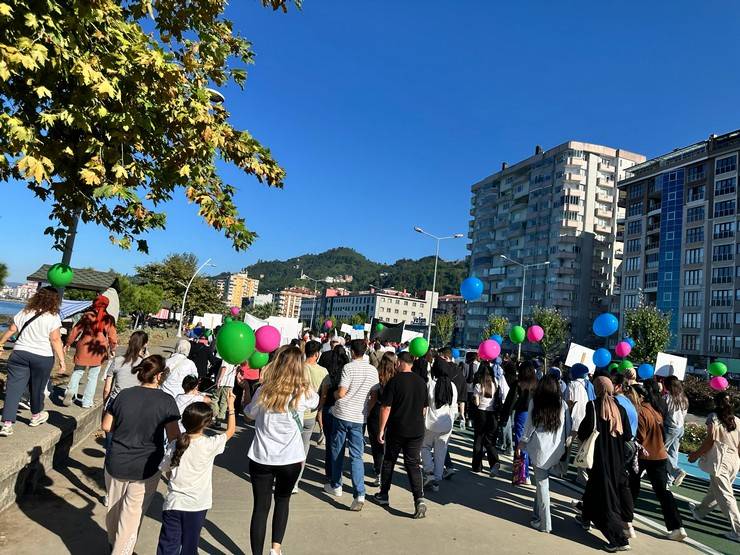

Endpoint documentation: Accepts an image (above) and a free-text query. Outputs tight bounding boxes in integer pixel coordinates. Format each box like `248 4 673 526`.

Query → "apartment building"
465 142 645 345
617 129 740 360
275 287 315 319
214 272 260 308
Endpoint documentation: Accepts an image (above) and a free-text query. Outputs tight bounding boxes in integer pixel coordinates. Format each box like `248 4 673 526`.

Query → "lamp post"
299 270 323 332
414 227 465 342
499 254 550 358
176 258 215 337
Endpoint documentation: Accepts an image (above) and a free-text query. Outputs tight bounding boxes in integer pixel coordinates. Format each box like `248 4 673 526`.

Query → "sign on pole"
565 342 596 374
655 352 687 380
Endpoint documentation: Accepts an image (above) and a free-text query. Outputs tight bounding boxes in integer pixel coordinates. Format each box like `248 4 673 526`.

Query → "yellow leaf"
0 61 9 81
35 86 51 98
80 168 101 186
62 147 73 156
24 13 37 27
178 164 191 177
95 80 117 98
0 4 12 17
112 164 128 179
16 155 47 183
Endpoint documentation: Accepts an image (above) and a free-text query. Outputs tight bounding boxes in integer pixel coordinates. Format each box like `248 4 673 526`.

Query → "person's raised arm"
224 391 237 440
50 328 66 374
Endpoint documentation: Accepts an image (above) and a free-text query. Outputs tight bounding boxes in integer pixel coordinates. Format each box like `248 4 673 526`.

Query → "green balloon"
224 316 233 323
509 325 526 344
216 321 256 364
376 323 385 332
409 337 429 358
618 360 634 372
249 350 270 370
46 263 74 288
708 361 727 377
608 362 619 372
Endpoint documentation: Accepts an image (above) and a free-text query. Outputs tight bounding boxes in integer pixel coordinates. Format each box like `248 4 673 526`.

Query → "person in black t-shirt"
373 351 428 518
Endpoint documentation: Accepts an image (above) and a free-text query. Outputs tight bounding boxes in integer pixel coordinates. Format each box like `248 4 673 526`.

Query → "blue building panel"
656 169 684 349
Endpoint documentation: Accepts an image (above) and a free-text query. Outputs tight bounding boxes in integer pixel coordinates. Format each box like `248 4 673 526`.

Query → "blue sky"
3 0 740 282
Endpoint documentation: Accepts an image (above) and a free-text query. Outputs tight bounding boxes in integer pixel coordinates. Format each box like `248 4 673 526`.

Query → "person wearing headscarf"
565 363 595 484
64 295 118 408
578 376 634 551
161 340 199 398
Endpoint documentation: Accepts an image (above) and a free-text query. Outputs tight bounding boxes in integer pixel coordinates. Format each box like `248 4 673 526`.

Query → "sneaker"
413 498 427 519
523 477 531 485
429 481 439 493
672 470 687 488
604 544 631 552
724 531 740 543
371 475 381 488
530 518 542 531
81 404 93 409
62 391 73 407
443 467 458 479
624 523 636 539
689 502 705 522
575 514 591 531
349 496 365 512
291 487 299 494
29 411 49 427
269 550 282 555
103 494 108 507
0 422 13 437
489 464 501 477
323 483 342 497
423 474 435 487
373 492 389 506
667 528 687 542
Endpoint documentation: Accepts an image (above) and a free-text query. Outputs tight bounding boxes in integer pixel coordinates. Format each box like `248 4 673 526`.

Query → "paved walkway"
0 417 706 555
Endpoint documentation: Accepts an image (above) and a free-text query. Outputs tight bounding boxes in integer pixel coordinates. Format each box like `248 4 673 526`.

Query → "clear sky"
3 0 739 282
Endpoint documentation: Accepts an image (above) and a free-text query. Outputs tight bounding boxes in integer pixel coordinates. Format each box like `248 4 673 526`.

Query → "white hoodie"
425 378 458 434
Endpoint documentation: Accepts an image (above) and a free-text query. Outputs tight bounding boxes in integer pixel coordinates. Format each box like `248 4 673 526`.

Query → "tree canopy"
482 314 509 342
1 0 295 253
530 306 569 366
118 275 163 315
0 262 7 287
433 312 455 347
624 305 671 364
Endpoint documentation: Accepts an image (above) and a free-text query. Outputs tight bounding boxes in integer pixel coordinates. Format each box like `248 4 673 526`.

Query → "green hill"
240 247 468 295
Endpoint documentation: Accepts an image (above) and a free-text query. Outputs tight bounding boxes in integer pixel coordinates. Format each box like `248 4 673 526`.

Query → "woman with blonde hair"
367 351 398 485
244 346 319 555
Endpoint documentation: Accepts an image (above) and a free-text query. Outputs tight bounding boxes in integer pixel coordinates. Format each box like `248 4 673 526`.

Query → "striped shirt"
331 360 379 424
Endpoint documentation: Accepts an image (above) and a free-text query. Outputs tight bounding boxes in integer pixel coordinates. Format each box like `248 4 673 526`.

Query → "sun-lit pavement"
0 416 714 555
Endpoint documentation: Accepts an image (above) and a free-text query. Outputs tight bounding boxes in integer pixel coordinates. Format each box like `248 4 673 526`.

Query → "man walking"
325 339 379 511
373 351 429 518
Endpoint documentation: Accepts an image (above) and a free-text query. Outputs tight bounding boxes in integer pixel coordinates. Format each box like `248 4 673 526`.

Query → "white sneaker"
624 523 636 538
667 527 687 542
29 411 49 427
689 502 705 522
291 487 299 494
673 469 687 488
0 422 13 437
323 483 342 497
349 496 365 511
103 494 108 507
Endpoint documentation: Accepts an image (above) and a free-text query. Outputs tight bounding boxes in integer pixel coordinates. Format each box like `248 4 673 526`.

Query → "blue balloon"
460 277 484 301
491 334 503 345
593 313 619 338
625 337 635 348
451 348 461 358
593 348 612 368
638 363 654 380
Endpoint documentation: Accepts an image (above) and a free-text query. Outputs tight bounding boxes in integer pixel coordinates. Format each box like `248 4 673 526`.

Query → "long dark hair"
476 361 495 398
125 330 149 369
532 375 562 432
25 286 61 315
135 354 166 384
642 379 668 420
664 376 688 411
714 392 737 432
517 361 537 392
326 344 349 388
171 402 213 468
431 360 454 409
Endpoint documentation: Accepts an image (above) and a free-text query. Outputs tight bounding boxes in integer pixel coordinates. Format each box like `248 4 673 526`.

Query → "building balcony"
597 192 615 204
647 206 661 216
647 222 661 233
646 241 660 251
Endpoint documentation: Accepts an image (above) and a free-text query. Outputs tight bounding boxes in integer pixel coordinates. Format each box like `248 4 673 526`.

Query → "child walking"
212 359 236 429
175 375 211 433
156 393 237 555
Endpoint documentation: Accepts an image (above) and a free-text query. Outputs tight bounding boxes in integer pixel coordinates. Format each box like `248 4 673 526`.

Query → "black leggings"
471 408 499 472
367 405 384 475
249 458 302 555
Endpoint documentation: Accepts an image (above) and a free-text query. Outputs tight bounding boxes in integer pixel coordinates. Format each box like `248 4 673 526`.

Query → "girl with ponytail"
157 394 236 554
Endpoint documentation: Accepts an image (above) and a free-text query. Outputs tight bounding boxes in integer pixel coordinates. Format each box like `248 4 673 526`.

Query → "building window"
711 266 733 284
710 313 731 330
627 220 642 235
623 294 639 309
685 227 704 243
646 253 659 268
645 272 658 288
711 290 732 307
629 183 644 199
713 200 735 218
627 201 643 217
685 247 704 265
663 292 672 302
687 163 705 182
713 244 733 262
713 221 735 239
626 239 641 253
665 252 673 261
681 335 699 350
625 257 641 271
714 177 736 197
683 290 701 307
688 185 705 202
682 312 702 329
686 206 704 223
709 335 732 353
684 269 703 286
624 275 640 290
715 155 737 176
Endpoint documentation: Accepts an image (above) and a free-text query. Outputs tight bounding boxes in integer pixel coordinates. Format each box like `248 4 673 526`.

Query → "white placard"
655 352 687 380
348 329 365 340
340 324 354 335
402 329 424 343
565 342 596 374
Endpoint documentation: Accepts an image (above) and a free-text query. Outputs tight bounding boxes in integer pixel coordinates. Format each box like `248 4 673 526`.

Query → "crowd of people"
1 287 739 554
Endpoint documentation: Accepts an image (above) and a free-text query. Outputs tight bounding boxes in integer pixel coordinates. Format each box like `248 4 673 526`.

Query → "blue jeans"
513 411 530 480
330 417 366 498
664 426 684 478
498 415 513 453
66 364 101 407
532 466 551 532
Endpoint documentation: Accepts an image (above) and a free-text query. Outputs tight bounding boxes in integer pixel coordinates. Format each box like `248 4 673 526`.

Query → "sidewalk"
0 421 703 554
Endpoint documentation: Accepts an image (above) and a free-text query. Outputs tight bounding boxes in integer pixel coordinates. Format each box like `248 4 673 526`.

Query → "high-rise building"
275 287 315 319
215 272 260 308
465 142 645 346
617 129 740 361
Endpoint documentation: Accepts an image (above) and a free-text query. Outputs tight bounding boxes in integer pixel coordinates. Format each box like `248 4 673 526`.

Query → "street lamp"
499 254 550 358
299 270 323 332
176 258 216 337
414 227 465 342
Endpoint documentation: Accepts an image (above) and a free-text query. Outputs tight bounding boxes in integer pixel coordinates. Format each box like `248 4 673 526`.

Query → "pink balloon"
478 339 501 361
230 306 240 316
614 341 632 358
527 325 544 343
324 320 333 330
255 325 281 353
709 376 729 392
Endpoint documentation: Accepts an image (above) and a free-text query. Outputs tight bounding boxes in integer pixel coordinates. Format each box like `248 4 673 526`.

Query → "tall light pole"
414 227 465 342
177 258 216 337
499 254 550 358
299 270 323 332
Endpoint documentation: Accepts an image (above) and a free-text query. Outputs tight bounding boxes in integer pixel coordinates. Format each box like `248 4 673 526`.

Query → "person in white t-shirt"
0 287 65 436
211 357 237 429
161 340 198 399
157 391 236 554
175 375 212 433
244 346 318 555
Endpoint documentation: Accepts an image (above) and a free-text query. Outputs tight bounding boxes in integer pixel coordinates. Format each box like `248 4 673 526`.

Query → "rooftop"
27 265 119 292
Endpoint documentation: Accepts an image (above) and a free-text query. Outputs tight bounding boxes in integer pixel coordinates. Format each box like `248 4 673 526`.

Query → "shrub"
684 375 740 415
680 423 707 454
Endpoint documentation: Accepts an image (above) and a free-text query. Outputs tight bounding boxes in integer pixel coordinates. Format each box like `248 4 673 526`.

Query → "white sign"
565 342 596 374
340 324 354 335
402 329 424 343
196 313 223 329
655 352 687 380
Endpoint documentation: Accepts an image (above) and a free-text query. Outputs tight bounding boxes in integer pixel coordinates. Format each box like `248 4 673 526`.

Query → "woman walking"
102 331 149 407
630 380 687 542
367 351 397 486
64 294 117 408
471 361 500 475
245 346 319 555
520 375 571 533
579 377 634 551
421 356 457 491
161 340 198 399
319 344 349 479
688 391 740 542
663 376 688 487
102 355 181 555
0 286 65 436
503 361 537 484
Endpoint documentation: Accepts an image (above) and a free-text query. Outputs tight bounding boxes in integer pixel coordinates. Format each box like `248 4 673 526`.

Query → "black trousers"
156 509 207 555
380 431 424 501
367 407 384 475
629 458 683 531
249 458 302 555
472 408 499 472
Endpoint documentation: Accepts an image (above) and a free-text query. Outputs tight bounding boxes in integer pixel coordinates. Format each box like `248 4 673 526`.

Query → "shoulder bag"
574 401 599 469
14 311 43 341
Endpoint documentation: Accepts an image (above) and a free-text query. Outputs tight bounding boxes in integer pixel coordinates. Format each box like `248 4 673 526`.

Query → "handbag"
512 450 528 485
574 401 599 469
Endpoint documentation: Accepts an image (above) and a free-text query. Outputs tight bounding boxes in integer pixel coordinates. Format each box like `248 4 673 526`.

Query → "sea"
0 299 23 320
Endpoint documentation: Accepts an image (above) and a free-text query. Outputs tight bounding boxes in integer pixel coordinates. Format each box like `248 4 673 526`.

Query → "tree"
434 312 455 347
136 253 222 317
624 305 671 364
0 262 8 287
350 313 367 326
531 306 569 367
250 302 276 320
1 1 296 253
482 314 509 341
119 276 163 315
